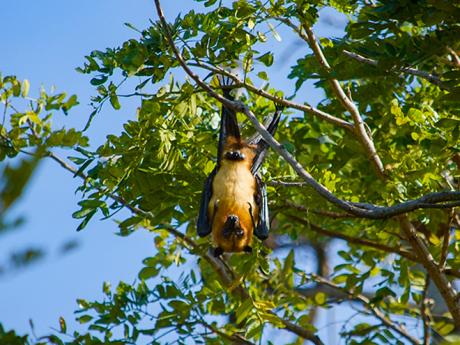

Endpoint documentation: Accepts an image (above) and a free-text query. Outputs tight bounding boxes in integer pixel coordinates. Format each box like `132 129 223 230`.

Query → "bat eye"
225 151 245 161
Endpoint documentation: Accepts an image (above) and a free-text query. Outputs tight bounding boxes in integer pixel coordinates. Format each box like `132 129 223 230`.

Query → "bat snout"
227 214 238 224
222 214 245 238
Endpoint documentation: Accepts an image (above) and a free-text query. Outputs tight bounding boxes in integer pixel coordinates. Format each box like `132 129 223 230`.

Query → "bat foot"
243 246 253 253
213 247 224 257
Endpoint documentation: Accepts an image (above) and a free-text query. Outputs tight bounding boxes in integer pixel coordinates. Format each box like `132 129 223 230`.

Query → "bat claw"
213 247 224 257
243 246 253 253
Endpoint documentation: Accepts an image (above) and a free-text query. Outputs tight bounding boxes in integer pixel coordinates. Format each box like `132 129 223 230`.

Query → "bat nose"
227 215 238 224
223 215 240 238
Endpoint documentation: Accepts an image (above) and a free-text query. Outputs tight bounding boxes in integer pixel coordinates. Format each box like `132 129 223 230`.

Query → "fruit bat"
197 78 282 256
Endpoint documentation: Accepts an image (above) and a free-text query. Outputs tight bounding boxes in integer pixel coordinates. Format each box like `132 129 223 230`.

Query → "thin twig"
443 268 460 279
421 277 431 345
342 50 447 90
269 180 307 187
278 318 324 345
447 47 460 68
272 16 309 44
439 209 455 269
286 213 418 262
200 321 255 345
283 200 354 219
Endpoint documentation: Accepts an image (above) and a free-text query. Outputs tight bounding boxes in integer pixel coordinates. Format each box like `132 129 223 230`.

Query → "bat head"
222 214 245 238
223 136 256 164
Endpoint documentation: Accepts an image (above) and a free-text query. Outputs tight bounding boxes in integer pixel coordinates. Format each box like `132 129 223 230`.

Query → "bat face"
209 139 258 253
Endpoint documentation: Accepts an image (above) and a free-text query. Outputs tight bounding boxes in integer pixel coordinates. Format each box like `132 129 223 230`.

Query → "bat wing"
251 105 283 240
254 174 270 240
250 105 283 175
197 168 217 237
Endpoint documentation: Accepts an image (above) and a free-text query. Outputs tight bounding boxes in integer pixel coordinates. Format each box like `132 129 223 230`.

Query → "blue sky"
1 0 173 336
1 1 351 342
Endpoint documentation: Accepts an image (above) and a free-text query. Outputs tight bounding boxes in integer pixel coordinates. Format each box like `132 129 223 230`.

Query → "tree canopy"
1 0 460 344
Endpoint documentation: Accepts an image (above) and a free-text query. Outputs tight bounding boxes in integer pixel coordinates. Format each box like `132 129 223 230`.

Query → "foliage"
1 0 460 344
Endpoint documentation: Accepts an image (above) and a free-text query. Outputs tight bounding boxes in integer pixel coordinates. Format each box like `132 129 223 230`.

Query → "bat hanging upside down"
197 78 283 257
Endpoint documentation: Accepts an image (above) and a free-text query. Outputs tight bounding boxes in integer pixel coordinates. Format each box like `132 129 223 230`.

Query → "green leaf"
138 267 159 280
110 93 121 110
267 23 281 42
257 71 268 81
21 79 30 97
236 299 253 325
90 75 108 86
76 315 93 324
58 317 66 334
314 292 327 305
73 158 93 178
76 209 97 231
62 95 79 114
257 52 274 67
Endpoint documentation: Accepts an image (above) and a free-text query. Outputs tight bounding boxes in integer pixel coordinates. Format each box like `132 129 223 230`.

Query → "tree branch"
200 321 255 345
398 215 460 327
273 15 387 179
301 25 386 179
342 50 448 90
190 61 355 132
281 178 460 219
150 0 460 222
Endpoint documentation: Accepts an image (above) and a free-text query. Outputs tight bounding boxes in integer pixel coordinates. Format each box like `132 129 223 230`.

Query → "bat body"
197 79 282 256
209 137 258 253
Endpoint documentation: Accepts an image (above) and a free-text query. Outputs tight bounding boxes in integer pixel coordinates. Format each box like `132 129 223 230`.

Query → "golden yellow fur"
208 139 258 252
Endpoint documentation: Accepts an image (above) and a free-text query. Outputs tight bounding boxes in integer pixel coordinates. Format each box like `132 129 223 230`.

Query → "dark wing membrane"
197 168 217 237
254 175 270 240
250 105 283 175
217 79 241 165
